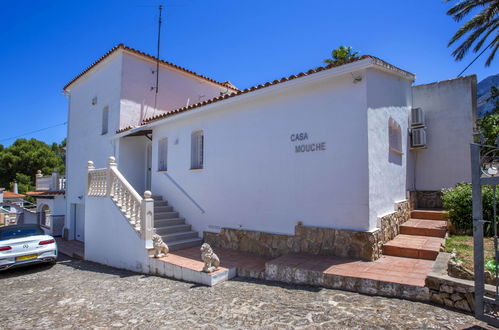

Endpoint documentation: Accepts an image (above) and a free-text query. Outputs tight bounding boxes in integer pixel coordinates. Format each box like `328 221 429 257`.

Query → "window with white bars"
158 138 168 171
101 106 109 135
191 130 204 169
388 117 402 155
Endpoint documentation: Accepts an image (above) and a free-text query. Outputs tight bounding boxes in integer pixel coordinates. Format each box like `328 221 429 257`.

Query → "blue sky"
0 0 497 146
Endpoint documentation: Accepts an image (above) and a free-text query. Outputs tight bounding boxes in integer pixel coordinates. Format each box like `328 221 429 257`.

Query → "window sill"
157 170 168 173
189 168 204 171
389 147 404 156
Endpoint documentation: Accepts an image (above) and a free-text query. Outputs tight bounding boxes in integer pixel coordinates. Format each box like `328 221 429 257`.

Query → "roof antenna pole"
153 4 163 115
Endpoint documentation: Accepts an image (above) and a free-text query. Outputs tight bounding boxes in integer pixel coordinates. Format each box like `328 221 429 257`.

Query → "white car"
0 224 58 271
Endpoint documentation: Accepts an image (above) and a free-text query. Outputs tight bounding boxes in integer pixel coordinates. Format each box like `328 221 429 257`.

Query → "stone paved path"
0 256 491 329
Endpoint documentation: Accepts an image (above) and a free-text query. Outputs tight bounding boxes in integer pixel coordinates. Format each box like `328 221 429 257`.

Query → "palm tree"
446 0 499 66
323 46 359 65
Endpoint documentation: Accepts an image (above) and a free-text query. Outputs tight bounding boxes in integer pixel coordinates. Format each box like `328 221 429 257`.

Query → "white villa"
61 44 476 274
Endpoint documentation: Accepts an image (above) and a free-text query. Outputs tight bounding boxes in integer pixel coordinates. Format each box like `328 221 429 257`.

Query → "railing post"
108 156 116 197
141 190 154 242
35 170 43 191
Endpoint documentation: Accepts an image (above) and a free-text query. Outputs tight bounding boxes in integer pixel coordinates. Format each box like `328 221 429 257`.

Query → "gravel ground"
0 255 491 329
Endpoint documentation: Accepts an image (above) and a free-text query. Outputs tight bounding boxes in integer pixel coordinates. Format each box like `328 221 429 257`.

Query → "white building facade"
62 44 476 272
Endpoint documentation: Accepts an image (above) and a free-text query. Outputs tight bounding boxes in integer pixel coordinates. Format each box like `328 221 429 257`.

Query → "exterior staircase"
382 209 447 260
152 195 203 251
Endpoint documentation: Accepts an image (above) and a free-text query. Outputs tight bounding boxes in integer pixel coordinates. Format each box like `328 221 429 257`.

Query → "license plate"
16 254 37 261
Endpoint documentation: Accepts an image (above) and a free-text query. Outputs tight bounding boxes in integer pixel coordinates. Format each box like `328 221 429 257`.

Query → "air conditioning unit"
411 127 427 148
410 107 425 127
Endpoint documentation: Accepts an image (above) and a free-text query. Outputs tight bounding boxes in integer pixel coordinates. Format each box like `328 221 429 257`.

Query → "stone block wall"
426 252 495 313
205 200 410 261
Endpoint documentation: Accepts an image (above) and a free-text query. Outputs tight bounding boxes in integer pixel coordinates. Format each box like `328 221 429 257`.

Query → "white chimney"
13 181 18 194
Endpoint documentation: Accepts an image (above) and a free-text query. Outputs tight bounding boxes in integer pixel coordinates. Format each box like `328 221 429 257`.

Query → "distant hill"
477 74 499 118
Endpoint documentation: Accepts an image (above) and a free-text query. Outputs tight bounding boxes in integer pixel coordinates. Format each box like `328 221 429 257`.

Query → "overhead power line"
0 122 67 143
457 39 495 77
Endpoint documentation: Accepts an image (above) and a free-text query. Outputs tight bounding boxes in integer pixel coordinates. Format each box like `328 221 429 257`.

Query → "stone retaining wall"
205 200 410 261
426 252 495 313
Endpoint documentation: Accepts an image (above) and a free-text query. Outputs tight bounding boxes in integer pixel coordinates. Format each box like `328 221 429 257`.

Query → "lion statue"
152 234 169 258
200 243 220 273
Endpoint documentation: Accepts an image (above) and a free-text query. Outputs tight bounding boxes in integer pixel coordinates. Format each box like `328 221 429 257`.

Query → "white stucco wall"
148 68 372 235
118 136 149 194
85 197 148 272
120 52 231 128
366 69 412 229
65 52 123 239
410 75 476 191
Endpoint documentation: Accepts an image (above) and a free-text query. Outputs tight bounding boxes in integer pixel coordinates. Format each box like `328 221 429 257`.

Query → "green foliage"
0 138 65 194
323 46 359 65
486 259 498 273
442 183 496 236
445 0 498 66
477 86 499 145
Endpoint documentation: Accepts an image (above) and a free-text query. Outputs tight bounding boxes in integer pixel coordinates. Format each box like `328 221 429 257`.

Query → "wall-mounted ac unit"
411 127 427 148
410 107 425 127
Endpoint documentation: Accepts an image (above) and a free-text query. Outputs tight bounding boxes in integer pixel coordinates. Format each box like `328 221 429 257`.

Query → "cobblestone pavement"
0 256 491 329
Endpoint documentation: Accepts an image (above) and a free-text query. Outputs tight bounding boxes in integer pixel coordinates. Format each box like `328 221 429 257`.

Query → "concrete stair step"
400 219 447 238
382 234 444 260
168 237 203 251
155 211 179 220
151 195 163 201
156 224 192 235
154 205 173 213
411 210 447 221
154 217 186 227
154 200 168 207
162 231 199 242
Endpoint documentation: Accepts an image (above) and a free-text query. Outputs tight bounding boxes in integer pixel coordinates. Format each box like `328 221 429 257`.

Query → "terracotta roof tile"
26 191 65 197
115 55 412 132
3 191 25 199
63 44 238 91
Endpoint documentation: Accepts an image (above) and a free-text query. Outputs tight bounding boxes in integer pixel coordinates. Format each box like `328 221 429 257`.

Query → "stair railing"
87 156 154 242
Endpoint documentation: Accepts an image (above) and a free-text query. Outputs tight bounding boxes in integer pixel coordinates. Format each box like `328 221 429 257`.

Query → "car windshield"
0 225 44 240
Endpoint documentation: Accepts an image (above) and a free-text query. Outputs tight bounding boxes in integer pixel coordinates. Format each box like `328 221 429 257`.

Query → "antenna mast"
153 4 163 113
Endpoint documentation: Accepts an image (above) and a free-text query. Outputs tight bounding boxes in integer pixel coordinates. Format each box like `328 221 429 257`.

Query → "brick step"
382 234 444 260
411 210 447 221
400 219 447 238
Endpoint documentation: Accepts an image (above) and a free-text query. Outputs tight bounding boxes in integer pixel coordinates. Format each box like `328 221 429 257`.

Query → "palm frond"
474 20 499 51
485 36 499 66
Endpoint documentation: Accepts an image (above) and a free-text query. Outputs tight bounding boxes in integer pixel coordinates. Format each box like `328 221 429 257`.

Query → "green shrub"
441 183 496 236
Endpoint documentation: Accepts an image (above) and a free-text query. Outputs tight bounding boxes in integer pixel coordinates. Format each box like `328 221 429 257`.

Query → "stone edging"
426 252 496 313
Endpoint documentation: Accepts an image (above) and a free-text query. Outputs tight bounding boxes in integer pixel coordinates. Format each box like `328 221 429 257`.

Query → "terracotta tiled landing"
55 238 84 259
400 219 447 238
411 210 447 221
382 234 444 260
155 245 271 276
269 253 434 287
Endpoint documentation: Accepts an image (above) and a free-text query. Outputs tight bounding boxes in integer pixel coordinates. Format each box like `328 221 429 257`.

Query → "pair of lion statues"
152 234 220 273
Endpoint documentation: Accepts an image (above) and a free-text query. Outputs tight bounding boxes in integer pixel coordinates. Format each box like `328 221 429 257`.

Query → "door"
146 143 152 191
74 203 85 242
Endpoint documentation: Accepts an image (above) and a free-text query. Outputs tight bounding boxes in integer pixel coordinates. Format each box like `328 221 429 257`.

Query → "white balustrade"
86 157 153 240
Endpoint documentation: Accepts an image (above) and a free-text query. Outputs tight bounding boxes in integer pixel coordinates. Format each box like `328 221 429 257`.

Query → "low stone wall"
410 191 443 209
265 260 429 301
205 200 410 261
426 252 495 313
